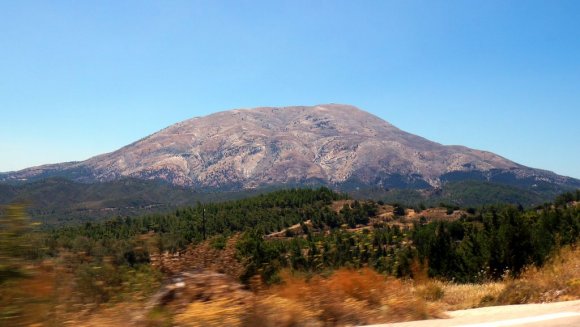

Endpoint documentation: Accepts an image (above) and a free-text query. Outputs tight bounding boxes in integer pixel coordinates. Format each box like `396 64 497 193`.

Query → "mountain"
2 104 579 192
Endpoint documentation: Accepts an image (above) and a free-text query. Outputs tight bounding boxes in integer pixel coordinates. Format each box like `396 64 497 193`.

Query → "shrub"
210 235 226 250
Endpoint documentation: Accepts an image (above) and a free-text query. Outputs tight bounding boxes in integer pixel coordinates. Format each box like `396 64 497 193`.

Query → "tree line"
4 187 578 287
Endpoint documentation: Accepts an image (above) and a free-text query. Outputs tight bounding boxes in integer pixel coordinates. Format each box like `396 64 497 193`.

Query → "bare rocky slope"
2 104 579 191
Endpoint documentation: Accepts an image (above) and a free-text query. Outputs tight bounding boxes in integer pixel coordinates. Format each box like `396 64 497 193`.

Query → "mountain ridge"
2 104 579 192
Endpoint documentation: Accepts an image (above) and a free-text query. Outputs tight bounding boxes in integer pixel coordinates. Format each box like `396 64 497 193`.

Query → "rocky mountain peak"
2 104 579 191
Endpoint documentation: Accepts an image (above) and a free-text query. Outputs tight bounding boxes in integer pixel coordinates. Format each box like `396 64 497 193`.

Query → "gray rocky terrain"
2 104 578 190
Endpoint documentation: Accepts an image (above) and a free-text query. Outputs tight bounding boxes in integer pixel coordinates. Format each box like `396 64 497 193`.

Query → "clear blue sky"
1 0 579 178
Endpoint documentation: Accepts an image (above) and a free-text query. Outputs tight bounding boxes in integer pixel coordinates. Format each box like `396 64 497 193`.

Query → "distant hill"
349 180 557 208
0 177 567 225
2 104 578 193
0 178 271 225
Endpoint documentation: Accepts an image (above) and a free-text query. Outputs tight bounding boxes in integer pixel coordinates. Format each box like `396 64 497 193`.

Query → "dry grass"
175 298 247 327
170 268 443 326
249 268 444 326
430 281 505 310
419 244 580 310
409 259 505 311
497 244 580 304
242 245 580 326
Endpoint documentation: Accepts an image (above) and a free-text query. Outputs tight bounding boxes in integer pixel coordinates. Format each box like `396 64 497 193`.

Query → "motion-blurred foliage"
0 204 37 283
0 188 578 326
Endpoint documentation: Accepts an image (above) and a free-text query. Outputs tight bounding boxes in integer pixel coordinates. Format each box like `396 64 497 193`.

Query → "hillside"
350 180 560 207
0 178 564 224
0 178 273 225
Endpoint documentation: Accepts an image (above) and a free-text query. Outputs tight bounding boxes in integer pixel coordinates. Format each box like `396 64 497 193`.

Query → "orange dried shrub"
249 268 443 326
0 261 59 326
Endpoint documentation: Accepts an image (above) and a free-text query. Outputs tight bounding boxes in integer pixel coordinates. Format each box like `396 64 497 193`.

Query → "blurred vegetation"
0 187 578 325
0 204 42 283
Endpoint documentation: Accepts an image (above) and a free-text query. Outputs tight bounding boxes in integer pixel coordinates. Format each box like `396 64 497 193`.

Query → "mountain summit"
3 104 579 191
